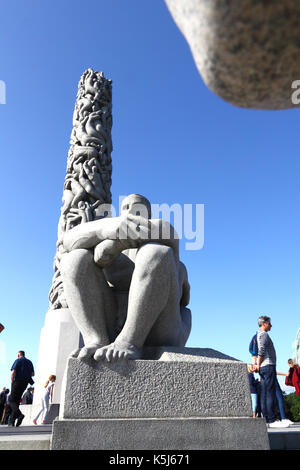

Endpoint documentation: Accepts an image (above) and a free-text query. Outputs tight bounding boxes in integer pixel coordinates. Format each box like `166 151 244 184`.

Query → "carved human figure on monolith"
60 193 192 362
48 69 113 311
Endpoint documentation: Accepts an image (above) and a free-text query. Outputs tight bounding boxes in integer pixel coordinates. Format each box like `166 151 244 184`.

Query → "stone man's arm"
63 215 180 266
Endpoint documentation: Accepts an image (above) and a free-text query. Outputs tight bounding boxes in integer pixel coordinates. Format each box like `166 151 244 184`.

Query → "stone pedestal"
31 308 82 423
51 348 270 450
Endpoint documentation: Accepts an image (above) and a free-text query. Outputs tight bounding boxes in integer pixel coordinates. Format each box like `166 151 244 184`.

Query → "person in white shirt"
33 375 56 425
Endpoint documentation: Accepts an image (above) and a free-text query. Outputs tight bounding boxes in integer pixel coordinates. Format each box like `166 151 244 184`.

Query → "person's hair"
18 350 25 356
288 358 299 367
257 316 271 327
44 374 56 388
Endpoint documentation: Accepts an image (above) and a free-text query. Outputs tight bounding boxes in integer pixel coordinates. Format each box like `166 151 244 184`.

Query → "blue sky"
0 0 299 392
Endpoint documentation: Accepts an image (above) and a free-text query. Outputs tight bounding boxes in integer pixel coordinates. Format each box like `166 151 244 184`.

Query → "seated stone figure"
60 193 192 362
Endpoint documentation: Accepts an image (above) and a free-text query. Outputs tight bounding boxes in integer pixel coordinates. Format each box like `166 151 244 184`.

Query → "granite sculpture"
31 69 113 410
60 193 192 362
165 0 300 109
49 69 270 450
49 69 113 310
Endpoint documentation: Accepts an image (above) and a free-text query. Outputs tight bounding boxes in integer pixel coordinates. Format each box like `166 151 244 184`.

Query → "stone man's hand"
94 240 124 268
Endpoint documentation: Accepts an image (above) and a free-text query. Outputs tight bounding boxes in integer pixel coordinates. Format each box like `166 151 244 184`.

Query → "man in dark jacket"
22 387 34 405
9 351 34 426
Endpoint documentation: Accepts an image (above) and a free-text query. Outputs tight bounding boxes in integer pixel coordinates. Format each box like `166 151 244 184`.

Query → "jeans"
259 364 277 424
276 379 286 419
251 393 258 413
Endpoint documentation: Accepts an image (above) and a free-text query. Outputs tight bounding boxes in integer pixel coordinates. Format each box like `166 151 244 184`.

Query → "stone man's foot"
70 343 104 361
93 340 142 363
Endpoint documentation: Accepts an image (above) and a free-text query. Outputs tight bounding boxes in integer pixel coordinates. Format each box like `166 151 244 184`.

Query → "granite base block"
51 417 269 450
51 348 270 450
59 348 252 419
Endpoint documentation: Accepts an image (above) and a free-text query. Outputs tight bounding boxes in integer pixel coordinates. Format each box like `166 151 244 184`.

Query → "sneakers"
42 420 47 424
281 419 294 425
268 420 290 428
15 414 25 427
33 419 37 425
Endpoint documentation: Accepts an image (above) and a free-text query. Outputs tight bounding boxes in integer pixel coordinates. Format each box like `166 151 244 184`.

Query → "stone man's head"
121 194 152 219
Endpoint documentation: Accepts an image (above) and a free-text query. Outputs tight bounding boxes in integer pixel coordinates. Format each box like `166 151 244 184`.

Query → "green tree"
283 393 300 422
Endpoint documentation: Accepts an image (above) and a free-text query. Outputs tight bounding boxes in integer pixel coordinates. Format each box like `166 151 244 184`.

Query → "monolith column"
30 70 113 422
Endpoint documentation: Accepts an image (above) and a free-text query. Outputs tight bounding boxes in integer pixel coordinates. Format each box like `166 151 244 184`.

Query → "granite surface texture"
59 348 252 419
165 0 300 109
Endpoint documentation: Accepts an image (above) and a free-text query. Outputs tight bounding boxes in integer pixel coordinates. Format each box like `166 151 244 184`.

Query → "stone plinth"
31 308 82 423
51 348 270 450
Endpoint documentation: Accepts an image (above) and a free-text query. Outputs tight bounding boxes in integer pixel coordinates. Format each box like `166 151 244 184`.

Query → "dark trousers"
1 404 12 424
275 379 286 419
259 364 277 424
9 380 28 423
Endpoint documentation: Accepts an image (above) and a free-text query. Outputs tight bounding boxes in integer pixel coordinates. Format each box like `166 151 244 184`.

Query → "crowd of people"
0 350 56 427
248 315 300 428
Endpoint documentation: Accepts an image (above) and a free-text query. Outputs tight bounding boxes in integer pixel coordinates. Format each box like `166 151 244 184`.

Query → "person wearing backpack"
252 316 290 428
249 330 293 425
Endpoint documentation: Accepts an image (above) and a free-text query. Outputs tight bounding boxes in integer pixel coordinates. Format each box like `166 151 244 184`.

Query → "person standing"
253 316 289 428
1 390 11 425
22 387 34 404
247 364 259 417
9 350 34 426
33 375 56 425
285 359 300 398
0 387 7 422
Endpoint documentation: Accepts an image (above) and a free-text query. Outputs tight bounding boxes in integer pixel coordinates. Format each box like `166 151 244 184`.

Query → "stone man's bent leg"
94 243 187 362
60 249 118 360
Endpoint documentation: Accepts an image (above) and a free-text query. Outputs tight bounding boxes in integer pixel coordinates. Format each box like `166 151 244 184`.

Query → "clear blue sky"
0 0 299 392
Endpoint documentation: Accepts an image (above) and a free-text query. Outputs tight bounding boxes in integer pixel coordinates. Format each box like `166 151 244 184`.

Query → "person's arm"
11 369 16 383
254 332 267 372
254 355 264 372
49 384 54 403
276 371 288 376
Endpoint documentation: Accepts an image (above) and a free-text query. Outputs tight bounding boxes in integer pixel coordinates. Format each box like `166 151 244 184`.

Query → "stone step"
0 425 52 450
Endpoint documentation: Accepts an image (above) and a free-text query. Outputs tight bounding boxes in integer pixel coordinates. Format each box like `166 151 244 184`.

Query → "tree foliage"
283 393 300 422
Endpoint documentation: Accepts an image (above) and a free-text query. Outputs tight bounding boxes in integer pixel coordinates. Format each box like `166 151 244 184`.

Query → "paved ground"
0 424 52 450
267 422 300 450
0 422 299 450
